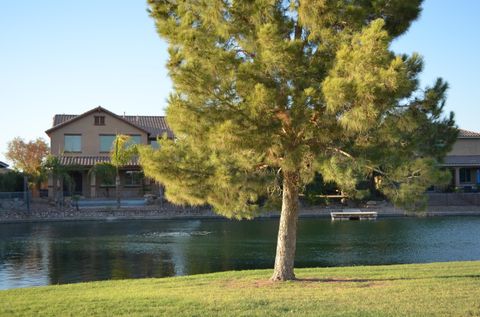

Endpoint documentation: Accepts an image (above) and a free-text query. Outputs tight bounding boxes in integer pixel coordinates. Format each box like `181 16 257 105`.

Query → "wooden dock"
330 209 378 221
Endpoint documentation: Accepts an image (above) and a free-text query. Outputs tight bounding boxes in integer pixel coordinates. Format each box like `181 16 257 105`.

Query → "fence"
428 192 480 206
0 191 31 211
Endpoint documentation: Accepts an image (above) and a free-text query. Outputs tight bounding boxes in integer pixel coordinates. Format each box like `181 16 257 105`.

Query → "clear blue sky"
1 0 479 164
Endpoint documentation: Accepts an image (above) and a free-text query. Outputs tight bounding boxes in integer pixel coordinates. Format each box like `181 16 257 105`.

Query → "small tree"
6 137 49 192
89 162 116 197
0 171 24 192
42 155 74 205
142 0 458 281
110 135 137 208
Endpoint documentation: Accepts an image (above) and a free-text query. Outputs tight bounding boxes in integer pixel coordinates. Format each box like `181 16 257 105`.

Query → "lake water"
1 216 480 290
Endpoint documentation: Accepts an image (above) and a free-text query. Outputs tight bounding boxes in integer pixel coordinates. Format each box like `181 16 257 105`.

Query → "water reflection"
1 217 480 290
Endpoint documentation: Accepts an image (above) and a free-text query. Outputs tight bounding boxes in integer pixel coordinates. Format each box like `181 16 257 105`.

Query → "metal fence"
428 192 480 206
0 191 31 211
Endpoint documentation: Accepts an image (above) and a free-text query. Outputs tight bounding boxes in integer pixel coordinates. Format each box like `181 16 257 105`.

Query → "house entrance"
64 171 83 196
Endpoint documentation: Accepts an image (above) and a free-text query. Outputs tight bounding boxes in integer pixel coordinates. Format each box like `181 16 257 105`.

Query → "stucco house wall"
49 111 148 156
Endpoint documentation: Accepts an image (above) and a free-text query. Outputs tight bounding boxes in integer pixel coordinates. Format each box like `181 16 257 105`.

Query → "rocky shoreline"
1 200 480 223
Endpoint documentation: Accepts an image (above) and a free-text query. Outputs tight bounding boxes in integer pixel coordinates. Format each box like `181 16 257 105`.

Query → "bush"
0 171 24 192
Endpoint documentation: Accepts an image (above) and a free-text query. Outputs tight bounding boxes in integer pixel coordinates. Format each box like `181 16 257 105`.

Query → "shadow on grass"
296 274 480 284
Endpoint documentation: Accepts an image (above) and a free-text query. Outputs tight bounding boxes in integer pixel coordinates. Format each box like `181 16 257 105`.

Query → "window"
94 116 105 125
124 171 143 186
64 135 81 152
459 168 472 183
99 135 116 152
150 140 160 149
129 135 142 145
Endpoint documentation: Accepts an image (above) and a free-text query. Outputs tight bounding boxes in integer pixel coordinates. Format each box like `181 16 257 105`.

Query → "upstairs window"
129 135 142 145
94 116 105 126
99 135 116 152
64 135 81 152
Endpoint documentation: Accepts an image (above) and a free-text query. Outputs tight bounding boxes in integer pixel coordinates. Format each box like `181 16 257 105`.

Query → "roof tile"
458 129 480 138
59 156 139 167
51 108 174 138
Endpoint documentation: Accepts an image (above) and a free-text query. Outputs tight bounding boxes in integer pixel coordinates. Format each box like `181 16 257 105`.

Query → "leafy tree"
89 162 116 197
141 0 457 281
5 137 49 191
110 135 137 208
0 171 24 192
42 155 74 204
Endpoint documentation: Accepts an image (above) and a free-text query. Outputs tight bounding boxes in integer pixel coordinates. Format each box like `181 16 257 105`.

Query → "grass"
1 261 480 316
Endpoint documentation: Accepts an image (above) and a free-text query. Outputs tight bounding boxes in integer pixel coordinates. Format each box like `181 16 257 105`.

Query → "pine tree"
141 0 457 281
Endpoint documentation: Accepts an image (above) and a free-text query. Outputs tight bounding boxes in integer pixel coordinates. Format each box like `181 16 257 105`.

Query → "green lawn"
1 261 480 317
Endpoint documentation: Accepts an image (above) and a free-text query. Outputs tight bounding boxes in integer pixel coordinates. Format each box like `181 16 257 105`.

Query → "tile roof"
458 129 480 138
59 156 139 167
49 107 174 138
442 155 480 167
123 115 173 138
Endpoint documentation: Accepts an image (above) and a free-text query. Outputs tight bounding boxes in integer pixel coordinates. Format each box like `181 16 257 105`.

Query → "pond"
1 216 480 290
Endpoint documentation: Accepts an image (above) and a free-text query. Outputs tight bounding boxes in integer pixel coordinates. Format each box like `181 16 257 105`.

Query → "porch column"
90 171 96 198
454 167 460 188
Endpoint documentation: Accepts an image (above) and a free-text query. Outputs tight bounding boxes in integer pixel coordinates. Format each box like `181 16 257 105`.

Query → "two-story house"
45 106 173 199
442 129 480 191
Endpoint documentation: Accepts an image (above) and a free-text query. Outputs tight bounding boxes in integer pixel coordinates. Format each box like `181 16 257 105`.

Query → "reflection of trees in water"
46 224 175 283
0 222 178 287
295 219 415 267
180 219 278 275
0 223 52 288
48 242 176 284
2 218 479 289
0 219 279 286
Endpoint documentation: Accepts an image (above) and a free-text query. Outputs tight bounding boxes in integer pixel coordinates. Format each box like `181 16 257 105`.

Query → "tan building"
442 129 480 191
45 106 173 199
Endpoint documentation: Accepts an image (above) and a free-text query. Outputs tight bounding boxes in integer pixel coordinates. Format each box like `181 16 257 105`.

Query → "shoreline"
2 203 480 224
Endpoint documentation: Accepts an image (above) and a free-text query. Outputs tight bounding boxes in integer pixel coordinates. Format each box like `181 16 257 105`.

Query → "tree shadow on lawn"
241 274 480 288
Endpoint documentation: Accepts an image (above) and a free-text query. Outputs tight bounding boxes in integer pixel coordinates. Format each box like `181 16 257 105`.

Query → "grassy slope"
1 261 480 317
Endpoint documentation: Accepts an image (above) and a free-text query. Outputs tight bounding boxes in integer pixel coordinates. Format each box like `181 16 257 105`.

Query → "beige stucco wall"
48 111 148 156
448 138 480 156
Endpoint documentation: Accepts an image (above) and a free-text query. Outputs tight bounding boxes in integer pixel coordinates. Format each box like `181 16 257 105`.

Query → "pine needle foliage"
142 0 456 216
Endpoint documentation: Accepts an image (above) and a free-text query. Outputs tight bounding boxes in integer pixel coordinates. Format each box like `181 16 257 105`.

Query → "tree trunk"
51 175 57 205
116 170 121 209
271 170 300 281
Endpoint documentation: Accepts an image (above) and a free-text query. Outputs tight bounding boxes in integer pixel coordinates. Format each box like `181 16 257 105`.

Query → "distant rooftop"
458 129 480 138
0 161 9 168
48 106 174 138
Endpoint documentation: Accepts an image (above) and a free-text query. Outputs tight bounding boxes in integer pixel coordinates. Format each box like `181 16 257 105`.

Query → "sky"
1 0 479 164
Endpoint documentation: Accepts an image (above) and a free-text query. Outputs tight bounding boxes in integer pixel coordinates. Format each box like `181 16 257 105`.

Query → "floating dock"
331 209 378 221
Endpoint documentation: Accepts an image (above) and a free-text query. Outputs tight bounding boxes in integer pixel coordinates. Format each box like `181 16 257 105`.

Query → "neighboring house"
45 106 173 199
0 161 9 174
442 129 480 191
